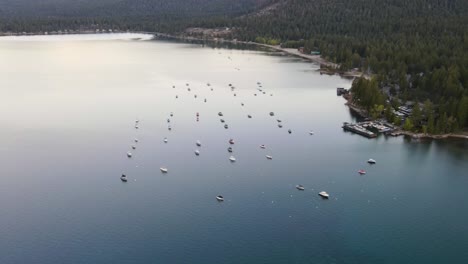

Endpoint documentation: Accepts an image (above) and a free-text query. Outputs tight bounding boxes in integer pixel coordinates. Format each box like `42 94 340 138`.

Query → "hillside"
0 0 272 18
0 0 467 133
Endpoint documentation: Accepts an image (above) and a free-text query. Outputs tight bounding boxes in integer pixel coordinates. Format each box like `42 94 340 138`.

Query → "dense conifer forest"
0 0 467 133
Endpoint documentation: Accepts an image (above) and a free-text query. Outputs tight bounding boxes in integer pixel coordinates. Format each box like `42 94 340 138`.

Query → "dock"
342 122 376 138
342 121 397 138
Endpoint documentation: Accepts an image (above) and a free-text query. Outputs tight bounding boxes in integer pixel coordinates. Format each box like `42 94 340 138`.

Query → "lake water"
0 33 467 264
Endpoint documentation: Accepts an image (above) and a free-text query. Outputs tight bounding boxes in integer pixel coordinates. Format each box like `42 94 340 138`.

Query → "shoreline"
343 96 468 140
3 31 465 140
0 30 362 78
148 32 365 78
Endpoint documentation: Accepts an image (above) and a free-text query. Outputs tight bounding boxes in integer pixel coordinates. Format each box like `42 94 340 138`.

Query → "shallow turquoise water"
0 34 467 263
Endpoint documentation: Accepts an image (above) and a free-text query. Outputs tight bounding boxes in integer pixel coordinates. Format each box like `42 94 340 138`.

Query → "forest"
0 0 467 133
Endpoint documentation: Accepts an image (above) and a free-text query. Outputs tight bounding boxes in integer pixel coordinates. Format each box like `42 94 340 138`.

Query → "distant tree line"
0 0 467 133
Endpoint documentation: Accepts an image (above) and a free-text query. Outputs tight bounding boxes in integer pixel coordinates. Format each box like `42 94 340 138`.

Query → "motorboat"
160 167 168 173
241 103 244 106
188 88 191 91
167 118 170 123
168 126 172 131
220 119 225 123
247 115 252 118
196 140 202 147
288 129 292 134
260 145 266 149
229 156 236 162
278 124 283 128
296 185 305 191
176 95 178 98
227 147 233 153
135 125 139 129
233 93 237 96
132 145 136 150
134 138 139 143
195 150 200 156
170 112 173 117
196 112 199 117
277 119 282 123
218 112 223 116
318 191 330 199
229 139 235 144
309 131 314 135
368 159 376 164
224 124 229 129
194 94 197 98
216 195 224 202
204 98 207 102
266 155 273 160
127 152 132 158
164 138 168 143
120 174 128 182
254 93 257 96
358 170 366 175
269 112 275 116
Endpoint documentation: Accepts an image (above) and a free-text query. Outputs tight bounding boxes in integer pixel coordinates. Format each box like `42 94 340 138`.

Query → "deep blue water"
0 34 467 263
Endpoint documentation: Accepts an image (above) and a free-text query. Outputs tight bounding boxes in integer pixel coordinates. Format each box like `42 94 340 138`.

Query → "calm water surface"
0 33 467 264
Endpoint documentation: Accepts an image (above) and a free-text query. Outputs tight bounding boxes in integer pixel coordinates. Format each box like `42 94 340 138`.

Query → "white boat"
229 156 236 162
220 119 225 123
135 125 139 129
224 124 229 129
296 185 305 191
278 124 283 128
309 131 314 135
288 129 292 134
216 195 224 202
132 145 136 150
167 118 170 123
196 140 201 147
168 126 172 131
160 167 168 173
367 159 376 164
120 174 128 182
195 150 200 156
269 112 274 116
218 112 223 116
170 112 173 117
127 152 132 158
318 191 329 199
260 145 266 149
134 138 139 143
164 138 168 143
266 155 273 160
